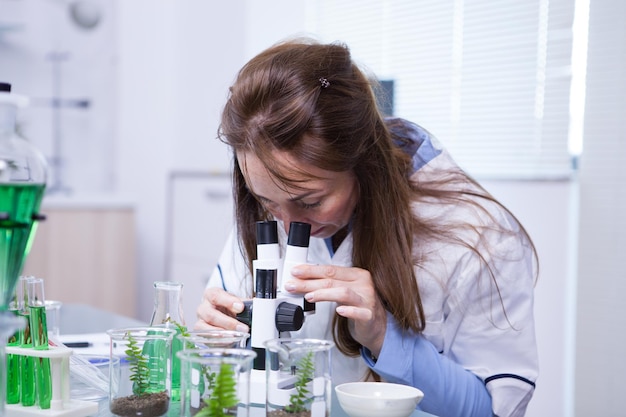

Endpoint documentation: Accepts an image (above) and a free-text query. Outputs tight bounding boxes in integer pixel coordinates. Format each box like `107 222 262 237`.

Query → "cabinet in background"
23 205 137 319
165 172 233 326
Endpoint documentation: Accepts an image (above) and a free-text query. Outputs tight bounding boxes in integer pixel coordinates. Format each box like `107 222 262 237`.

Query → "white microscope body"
237 220 316 412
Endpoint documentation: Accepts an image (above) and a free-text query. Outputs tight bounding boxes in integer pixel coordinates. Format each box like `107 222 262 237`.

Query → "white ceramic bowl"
335 382 424 417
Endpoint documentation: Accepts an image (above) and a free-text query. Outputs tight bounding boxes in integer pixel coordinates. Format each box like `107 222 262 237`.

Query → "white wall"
483 180 576 417
0 0 116 194
574 0 626 415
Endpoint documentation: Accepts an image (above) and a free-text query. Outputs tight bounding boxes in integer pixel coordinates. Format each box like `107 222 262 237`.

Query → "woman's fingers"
290 263 386 355
335 305 374 321
195 287 250 333
291 264 375 306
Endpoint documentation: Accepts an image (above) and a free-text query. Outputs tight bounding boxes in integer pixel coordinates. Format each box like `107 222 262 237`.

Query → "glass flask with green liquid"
0 82 47 413
0 84 47 311
148 281 186 401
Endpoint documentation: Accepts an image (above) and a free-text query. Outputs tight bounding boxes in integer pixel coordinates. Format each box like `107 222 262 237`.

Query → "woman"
196 38 539 417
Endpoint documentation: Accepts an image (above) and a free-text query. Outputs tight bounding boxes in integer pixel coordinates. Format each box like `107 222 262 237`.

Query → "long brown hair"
218 37 537 357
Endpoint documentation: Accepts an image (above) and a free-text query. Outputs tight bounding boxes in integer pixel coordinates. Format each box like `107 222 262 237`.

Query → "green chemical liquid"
30 305 51 409
29 305 48 348
170 327 184 401
143 326 183 400
140 336 169 394
34 356 52 409
6 308 21 404
19 310 36 406
0 183 45 311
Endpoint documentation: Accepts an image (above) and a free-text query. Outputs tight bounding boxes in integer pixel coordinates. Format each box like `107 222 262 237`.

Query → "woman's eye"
300 201 321 209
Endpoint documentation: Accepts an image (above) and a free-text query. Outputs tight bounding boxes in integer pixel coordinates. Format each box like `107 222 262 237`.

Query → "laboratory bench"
56 304 434 417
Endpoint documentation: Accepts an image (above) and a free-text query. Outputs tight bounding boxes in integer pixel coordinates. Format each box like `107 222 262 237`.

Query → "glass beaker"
177 348 256 417
264 338 335 417
107 326 176 417
177 330 249 350
45 300 62 337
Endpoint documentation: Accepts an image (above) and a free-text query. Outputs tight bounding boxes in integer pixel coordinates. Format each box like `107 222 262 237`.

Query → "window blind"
305 0 576 179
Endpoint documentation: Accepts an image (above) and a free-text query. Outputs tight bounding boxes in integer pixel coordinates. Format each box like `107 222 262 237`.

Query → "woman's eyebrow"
287 190 319 202
254 189 319 203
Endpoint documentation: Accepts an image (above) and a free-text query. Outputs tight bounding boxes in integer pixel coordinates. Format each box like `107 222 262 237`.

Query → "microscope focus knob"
236 300 253 327
275 302 305 332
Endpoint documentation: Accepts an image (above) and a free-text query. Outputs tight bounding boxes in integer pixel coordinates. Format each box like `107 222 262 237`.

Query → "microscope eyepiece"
256 221 278 244
287 222 311 247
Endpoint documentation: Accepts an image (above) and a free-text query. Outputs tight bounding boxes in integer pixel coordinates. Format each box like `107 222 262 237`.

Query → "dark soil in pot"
110 391 170 417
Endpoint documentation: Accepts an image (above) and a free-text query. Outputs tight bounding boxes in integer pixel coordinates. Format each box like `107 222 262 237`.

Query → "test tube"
17 276 36 406
27 277 52 409
6 291 21 404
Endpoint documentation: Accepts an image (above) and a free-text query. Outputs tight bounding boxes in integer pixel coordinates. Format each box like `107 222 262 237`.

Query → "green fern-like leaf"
196 362 238 417
124 332 150 395
284 351 314 413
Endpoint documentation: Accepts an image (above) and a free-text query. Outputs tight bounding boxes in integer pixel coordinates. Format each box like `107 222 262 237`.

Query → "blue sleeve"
361 313 493 417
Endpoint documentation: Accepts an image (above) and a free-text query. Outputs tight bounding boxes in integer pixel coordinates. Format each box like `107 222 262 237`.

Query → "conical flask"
149 281 186 402
0 82 47 311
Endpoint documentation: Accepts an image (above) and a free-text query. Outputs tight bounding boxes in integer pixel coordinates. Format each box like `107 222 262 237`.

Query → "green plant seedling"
196 362 238 417
284 351 314 413
125 331 150 396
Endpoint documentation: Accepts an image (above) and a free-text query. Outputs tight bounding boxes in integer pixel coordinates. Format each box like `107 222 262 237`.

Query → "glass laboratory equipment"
177 330 249 350
177 348 256 417
0 82 47 413
27 277 52 409
15 276 36 407
107 326 176 417
149 281 185 402
264 338 334 417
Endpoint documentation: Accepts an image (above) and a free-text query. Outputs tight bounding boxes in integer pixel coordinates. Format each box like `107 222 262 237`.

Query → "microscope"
237 220 315 409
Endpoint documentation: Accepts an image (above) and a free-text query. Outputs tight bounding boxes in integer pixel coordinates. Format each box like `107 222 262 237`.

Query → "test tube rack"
4 345 99 417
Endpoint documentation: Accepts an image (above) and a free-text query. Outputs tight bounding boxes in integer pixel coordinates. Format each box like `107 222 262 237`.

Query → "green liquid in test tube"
6 307 21 404
19 309 36 406
28 278 51 409
15 276 36 407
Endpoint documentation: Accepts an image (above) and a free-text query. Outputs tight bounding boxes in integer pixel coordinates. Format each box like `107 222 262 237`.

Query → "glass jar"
107 326 176 417
264 338 335 417
178 348 256 417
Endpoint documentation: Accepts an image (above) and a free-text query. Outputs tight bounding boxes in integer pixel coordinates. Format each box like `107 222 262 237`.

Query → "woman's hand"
286 264 387 357
194 287 250 333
